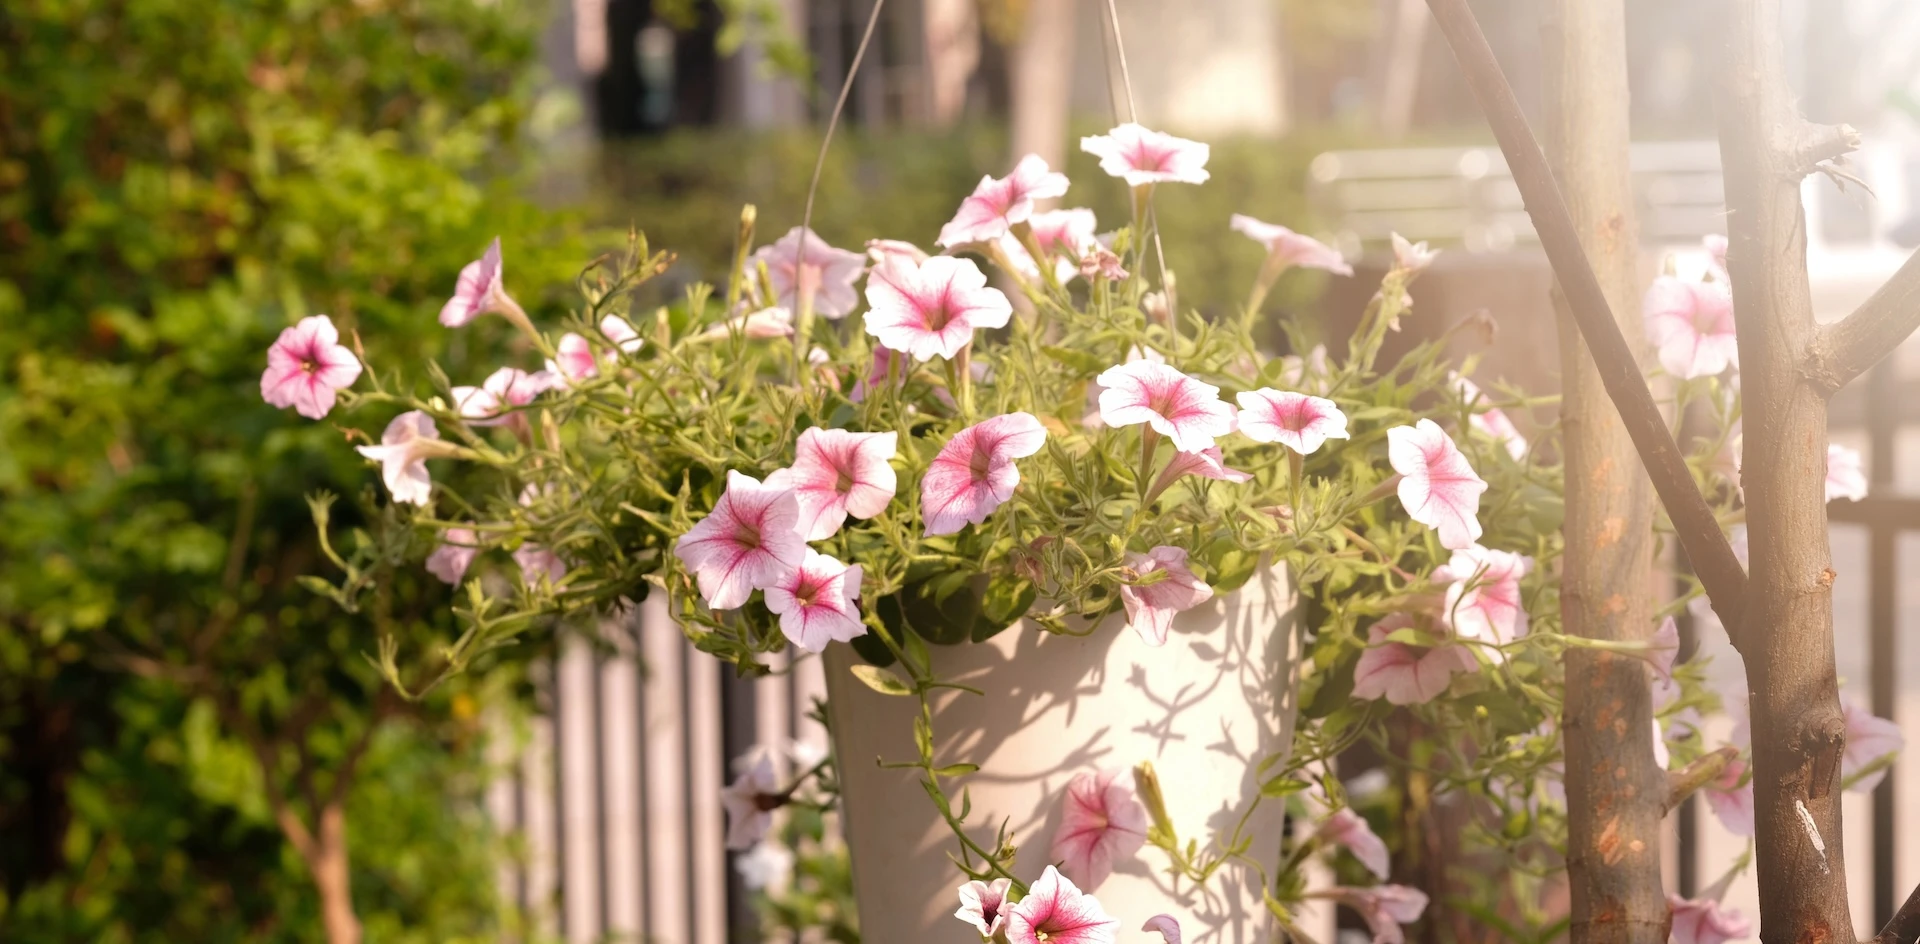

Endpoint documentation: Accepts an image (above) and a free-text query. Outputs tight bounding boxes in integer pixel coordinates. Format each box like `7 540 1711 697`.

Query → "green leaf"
1259 776 1310 798
931 763 979 777
848 664 912 696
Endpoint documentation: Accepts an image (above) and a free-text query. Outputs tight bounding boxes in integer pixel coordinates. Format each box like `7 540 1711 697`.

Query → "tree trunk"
307 802 362 944
1714 0 1856 940
1009 0 1076 170
1543 3 1668 942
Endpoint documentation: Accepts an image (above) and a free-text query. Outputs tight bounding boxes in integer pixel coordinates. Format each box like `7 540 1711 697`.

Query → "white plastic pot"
823 565 1303 942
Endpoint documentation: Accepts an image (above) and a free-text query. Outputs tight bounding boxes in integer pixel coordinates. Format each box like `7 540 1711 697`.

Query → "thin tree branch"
1874 882 1920 944
1665 746 1738 812
1812 249 1920 395
1422 0 1749 637
1782 122 1862 176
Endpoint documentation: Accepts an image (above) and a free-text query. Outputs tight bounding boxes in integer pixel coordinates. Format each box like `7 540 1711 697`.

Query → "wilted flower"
1311 885 1429 944
1051 768 1149 890
850 344 908 403
1435 545 1533 655
1387 419 1489 549
1235 388 1350 455
1451 374 1528 460
426 527 480 585
1118 546 1215 647
1704 758 1754 837
1230 215 1353 275
1842 699 1904 792
355 411 450 506
1080 122 1210 187
920 412 1048 536
261 315 362 420
1152 446 1253 495
1352 613 1478 706
1096 361 1237 454
1079 243 1129 282
1826 443 1867 502
761 550 866 653
1668 893 1750 944
955 878 1013 939
698 306 795 341
1644 275 1737 379
1317 807 1391 880
673 470 807 610
766 428 899 541
750 226 867 318
720 750 782 851
1006 865 1120 944
864 256 1013 362
937 153 1071 248
1141 915 1183 944
513 543 567 585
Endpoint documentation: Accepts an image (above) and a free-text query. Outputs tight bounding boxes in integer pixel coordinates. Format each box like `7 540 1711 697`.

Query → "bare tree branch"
1421 0 1749 636
1666 746 1739 812
1812 249 1920 395
1874 882 1920 944
1782 122 1862 176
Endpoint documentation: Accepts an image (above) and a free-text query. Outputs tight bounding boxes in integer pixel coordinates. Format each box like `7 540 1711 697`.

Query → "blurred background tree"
0 0 587 940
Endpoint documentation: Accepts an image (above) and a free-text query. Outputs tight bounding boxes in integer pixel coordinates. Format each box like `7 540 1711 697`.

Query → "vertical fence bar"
643 595 693 942
601 624 646 936
688 643 729 944
558 636 603 940
1868 359 1898 928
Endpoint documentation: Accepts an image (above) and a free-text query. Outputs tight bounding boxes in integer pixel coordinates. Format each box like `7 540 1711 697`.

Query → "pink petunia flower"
1118 546 1215 647
699 306 795 341
1311 885 1429 944
863 256 1013 362
1668 894 1750 944
600 314 645 355
1079 243 1129 282
920 412 1048 536
1704 233 1729 278
1390 232 1439 276
1704 758 1755 837
1006 865 1121 944
440 237 522 327
1080 123 1211 187
260 315 363 420
1096 361 1237 454
1842 699 1904 792
1645 275 1737 379
762 550 867 653
1451 374 1528 461
1229 215 1353 276
1276 344 1332 395
955 878 1013 939
749 226 867 318
1236 388 1350 455
1050 768 1149 891
547 332 599 384
720 750 782 851
453 366 556 427
1827 443 1867 503
995 231 1079 286
673 470 807 610
426 527 480 585
1351 613 1479 706
765 428 899 541
937 153 1071 248
1387 419 1489 550
1141 915 1183 944
1030 208 1100 258
1151 446 1254 493
850 344 908 403
1435 545 1533 656
1318 807 1391 880
865 238 929 269
513 543 567 585
356 411 449 506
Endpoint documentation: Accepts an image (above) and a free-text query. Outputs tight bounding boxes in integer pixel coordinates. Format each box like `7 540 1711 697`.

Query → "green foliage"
0 0 585 937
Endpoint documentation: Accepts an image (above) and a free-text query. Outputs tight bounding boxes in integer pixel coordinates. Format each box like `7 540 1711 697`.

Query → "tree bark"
1542 2 1668 941
1713 0 1857 941
1009 0 1076 171
307 803 362 944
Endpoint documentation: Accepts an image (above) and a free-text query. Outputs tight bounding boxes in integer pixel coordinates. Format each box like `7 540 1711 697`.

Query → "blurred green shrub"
0 0 585 939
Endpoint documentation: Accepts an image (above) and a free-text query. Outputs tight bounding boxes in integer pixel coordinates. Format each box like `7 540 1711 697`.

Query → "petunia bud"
1133 761 1177 843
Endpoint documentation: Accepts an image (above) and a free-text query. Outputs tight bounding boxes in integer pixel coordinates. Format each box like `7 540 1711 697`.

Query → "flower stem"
1138 427 1161 499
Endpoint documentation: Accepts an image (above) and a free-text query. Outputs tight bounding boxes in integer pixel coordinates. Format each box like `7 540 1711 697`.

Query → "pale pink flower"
1311 885 1429 944
1826 443 1867 502
720 750 781 851
1080 243 1128 282
955 878 1013 939
995 231 1078 285
452 366 555 426
1704 233 1729 277
1387 419 1489 550
1229 215 1353 276
920 412 1048 536
1276 344 1332 395
937 153 1071 248
735 842 793 891
1842 699 1904 792
1236 388 1350 455
673 470 807 610
863 256 1013 362
850 344 908 403
1096 361 1237 454
1435 545 1533 655
1030 208 1100 258
599 314 644 355
1317 807 1390 880
1704 758 1755 837
1051 768 1149 890
699 306 795 341
1451 374 1528 461
1668 894 1750 944
355 411 445 506
750 226 867 318
1006 865 1121 944
865 238 928 269
439 237 518 327
765 428 899 541
1153 446 1254 492
1645 275 1738 379
426 527 480 585
1141 915 1183 944
1351 613 1478 706
1390 232 1439 275
1080 123 1211 187
546 332 598 384
762 550 866 653
513 543 567 585
1119 546 1215 647
1648 615 1680 682
260 315 362 419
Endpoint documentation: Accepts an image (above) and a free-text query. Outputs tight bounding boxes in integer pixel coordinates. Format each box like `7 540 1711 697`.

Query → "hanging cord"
1096 0 1177 329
